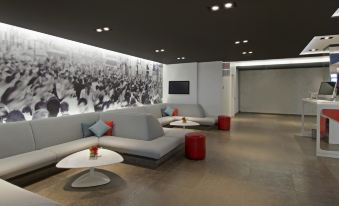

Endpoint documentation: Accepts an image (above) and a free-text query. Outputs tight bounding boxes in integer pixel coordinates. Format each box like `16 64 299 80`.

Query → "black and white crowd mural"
0 22 163 123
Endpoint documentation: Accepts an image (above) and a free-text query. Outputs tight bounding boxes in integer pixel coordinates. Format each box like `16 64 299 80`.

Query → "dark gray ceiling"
0 0 338 64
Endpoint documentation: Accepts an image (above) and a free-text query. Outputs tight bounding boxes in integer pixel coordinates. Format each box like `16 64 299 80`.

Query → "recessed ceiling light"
177 57 181 60
103 27 110 31
155 50 160 53
248 51 253 54
309 49 318 52
96 28 103 32
210 5 220 11
242 52 247 55
160 49 165 52
243 40 249 43
235 41 240 44
181 57 186 59
224 2 234 9
320 36 333 40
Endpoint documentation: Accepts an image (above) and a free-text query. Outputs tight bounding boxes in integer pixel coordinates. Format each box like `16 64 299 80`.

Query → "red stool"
218 115 231 131
185 132 206 160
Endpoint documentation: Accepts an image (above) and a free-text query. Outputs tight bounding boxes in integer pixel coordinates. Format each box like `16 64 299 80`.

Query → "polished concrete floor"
25 113 339 206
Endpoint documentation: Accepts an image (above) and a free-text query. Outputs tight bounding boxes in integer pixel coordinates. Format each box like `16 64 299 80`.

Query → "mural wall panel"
0 22 163 123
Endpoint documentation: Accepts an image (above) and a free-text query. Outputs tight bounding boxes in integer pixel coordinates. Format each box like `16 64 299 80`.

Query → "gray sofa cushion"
164 104 205 117
42 137 98 160
143 104 163 118
162 128 195 143
116 106 146 114
0 122 36 159
0 179 61 206
0 150 56 180
99 136 182 159
102 113 164 141
30 112 99 149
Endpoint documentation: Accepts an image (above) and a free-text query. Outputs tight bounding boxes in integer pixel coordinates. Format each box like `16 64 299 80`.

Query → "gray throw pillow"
81 122 96 138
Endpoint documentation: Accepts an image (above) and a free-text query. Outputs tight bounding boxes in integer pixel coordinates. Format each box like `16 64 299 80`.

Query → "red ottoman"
185 132 206 160
218 115 230 131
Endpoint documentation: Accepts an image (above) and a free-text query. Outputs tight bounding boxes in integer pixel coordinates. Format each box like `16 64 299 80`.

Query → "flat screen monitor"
318 81 336 99
169 81 190 94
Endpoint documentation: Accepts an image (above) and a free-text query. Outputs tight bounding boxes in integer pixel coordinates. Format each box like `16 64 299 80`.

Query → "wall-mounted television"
169 81 190 94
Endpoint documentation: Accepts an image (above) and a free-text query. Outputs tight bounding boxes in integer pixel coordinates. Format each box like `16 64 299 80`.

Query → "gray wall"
239 67 330 115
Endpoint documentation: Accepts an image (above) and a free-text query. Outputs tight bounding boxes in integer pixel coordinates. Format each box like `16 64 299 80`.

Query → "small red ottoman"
218 115 231 131
185 132 206 160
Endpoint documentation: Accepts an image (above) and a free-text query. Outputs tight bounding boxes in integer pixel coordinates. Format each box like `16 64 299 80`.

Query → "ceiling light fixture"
320 36 333 40
181 57 186 59
224 2 234 9
242 52 247 55
103 27 110 31
235 41 240 44
160 49 165 52
96 28 103 32
210 5 220 11
155 50 160 53
309 49 318 52
243 40 249 43
248 51 253 54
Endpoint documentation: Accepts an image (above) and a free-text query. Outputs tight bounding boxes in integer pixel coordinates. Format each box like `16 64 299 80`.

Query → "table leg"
301 100 305 135
71 167 111 188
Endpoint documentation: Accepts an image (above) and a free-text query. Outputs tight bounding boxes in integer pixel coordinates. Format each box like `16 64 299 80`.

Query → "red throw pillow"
104 121 114 136
172 108 178 116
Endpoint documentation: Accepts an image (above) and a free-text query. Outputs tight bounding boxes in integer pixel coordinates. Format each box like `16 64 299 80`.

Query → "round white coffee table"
170 120 200 129
56 148 123 188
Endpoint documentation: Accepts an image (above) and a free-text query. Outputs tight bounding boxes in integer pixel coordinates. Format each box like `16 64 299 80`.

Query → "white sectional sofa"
0 179 61 206
115 103 217 126
0 103 213 205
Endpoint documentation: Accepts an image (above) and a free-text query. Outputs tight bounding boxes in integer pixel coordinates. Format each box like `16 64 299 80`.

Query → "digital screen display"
169 81 190 94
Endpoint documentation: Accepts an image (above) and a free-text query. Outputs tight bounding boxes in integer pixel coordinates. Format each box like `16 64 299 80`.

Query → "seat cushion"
187 117 217 126
158 116 176 126
42 137 98 160
99 136 182 159
0 121 36 159
163 128 195 143
0 150 57 180
0 179 61 206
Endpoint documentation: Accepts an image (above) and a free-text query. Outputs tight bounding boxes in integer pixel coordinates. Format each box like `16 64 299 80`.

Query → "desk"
317 102 339 158
300 98 333 137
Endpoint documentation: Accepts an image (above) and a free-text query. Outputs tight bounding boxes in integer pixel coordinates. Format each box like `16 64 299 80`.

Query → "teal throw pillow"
89 120 110 137
164 106 174 116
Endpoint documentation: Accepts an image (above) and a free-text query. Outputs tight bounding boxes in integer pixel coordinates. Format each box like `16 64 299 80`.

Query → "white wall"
198 61 223 116
163 61 223 116
163 63 198 104
239 67 330 115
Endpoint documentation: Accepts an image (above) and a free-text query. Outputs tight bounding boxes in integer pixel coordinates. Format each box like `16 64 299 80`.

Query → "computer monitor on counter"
318 81 337 100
